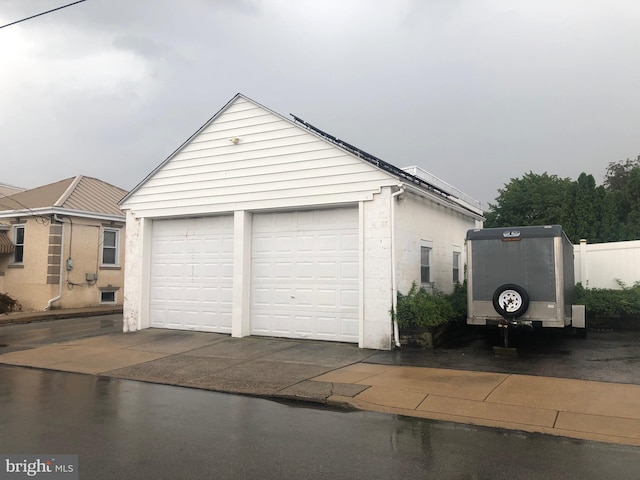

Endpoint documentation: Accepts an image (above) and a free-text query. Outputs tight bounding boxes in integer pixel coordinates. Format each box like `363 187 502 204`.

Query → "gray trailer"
466 225 586 347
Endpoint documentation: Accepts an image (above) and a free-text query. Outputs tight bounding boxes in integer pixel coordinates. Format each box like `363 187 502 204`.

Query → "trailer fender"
492 284 529 319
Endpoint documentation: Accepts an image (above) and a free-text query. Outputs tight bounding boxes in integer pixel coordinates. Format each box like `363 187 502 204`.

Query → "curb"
0 307 123 326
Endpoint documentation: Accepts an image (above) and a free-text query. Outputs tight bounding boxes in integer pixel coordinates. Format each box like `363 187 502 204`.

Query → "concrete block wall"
394 190 477 295
361 189 393 349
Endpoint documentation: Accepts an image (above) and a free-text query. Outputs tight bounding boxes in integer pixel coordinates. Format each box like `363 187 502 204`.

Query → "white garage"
251 208 359 342
149 216 234 332
120 93 483 350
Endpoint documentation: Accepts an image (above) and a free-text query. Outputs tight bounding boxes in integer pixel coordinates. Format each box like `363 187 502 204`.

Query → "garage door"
149 216 233 332
251 208 359 343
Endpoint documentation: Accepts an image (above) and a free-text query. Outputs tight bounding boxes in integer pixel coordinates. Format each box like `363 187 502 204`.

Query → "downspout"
390 185 405 348
46 215 65 310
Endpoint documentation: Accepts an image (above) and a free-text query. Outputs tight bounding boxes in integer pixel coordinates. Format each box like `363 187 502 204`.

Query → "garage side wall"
394 191 477 296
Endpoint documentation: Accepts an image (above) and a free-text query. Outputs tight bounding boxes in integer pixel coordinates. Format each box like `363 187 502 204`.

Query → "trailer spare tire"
492 284 529 319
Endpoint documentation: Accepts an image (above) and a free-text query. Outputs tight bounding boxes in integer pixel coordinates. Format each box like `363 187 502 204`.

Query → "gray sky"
2 0 639 208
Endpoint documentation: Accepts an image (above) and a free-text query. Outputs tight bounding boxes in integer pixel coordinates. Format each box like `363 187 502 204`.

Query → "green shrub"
448 281 468 323
0 292 19 314
575 281 640 317
392 282 462 329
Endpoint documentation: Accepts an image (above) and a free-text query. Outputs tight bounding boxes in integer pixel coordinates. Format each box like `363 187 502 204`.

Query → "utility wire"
0 0 89 30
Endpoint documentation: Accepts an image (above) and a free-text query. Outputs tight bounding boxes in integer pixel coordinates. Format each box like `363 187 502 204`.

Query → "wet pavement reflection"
368 327 640 385
1 365 638 479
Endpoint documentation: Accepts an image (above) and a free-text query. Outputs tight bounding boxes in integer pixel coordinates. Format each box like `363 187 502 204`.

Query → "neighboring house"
0 176 128 311
120 94 483 350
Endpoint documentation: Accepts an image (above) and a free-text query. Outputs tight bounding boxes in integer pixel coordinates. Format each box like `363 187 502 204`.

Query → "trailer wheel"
493 284 529 319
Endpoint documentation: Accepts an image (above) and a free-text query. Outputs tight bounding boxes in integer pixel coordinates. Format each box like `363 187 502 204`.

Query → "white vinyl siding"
122 96 397 217
149 216 233 332
250 208 359 343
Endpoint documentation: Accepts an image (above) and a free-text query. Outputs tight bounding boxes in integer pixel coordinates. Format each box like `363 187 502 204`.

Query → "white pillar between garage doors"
232 210 252 337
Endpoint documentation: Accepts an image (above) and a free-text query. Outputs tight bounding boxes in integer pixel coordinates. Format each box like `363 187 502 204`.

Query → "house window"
102 228 119 266
13 225 25 264
100 290 116 304
453 251 461 283
420 246 431 284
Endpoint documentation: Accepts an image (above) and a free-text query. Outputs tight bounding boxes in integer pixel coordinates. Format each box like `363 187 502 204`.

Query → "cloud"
1 0 639 207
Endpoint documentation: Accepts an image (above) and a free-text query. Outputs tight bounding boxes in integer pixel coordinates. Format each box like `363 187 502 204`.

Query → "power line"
0 0 89 30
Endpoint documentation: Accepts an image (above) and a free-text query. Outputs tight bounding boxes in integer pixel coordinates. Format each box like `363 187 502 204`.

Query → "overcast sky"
1 0 639 208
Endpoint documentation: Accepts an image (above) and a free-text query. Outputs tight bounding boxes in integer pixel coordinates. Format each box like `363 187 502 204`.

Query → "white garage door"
251 208 359 343
149 216 233 332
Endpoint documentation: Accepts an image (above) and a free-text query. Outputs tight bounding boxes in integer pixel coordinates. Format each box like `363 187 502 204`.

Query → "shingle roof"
0 176 128 217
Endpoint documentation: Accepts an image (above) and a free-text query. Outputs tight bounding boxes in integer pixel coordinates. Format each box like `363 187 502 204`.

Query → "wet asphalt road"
1 366 639 479
368 326 640 385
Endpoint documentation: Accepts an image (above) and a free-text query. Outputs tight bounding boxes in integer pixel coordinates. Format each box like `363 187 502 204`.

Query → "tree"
484 158 640 242
622 167 640 238
561 173 604 243
604 155 640 192
484 172 572 228
604 155 640 240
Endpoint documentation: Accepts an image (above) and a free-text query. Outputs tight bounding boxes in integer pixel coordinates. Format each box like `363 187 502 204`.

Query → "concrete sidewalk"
0 327 639 447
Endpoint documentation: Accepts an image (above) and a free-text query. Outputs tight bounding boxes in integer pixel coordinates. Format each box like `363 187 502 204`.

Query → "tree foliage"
484 172 572 228
484 156 640 243
604 155 640 191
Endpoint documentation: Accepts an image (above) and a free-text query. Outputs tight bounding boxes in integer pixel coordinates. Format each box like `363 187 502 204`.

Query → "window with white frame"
101 228 119 266
420 243 432 284
453 251 461 283
100 290 116 304
13 225 25 264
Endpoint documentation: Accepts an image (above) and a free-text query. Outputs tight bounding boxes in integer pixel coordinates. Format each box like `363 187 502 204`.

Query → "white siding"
122 96 397 217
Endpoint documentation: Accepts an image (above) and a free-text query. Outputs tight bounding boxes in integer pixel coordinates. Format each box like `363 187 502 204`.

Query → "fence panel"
574 240 640 289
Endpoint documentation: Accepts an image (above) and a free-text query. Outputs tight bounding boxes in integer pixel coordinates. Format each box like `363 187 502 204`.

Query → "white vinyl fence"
574 239 640 289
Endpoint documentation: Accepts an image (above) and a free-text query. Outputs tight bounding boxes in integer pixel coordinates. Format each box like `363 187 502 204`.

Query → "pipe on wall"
390 185 405 348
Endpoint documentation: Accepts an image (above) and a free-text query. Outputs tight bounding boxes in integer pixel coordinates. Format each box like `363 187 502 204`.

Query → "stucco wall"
1 216 125 311
1 219 54 310
55 217 125 309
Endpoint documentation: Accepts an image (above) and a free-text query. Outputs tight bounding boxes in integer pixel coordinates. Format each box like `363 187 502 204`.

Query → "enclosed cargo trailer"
466 225 586 347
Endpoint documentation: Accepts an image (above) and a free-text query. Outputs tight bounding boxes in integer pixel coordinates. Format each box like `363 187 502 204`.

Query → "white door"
149 216 233 332
251 208 359 343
